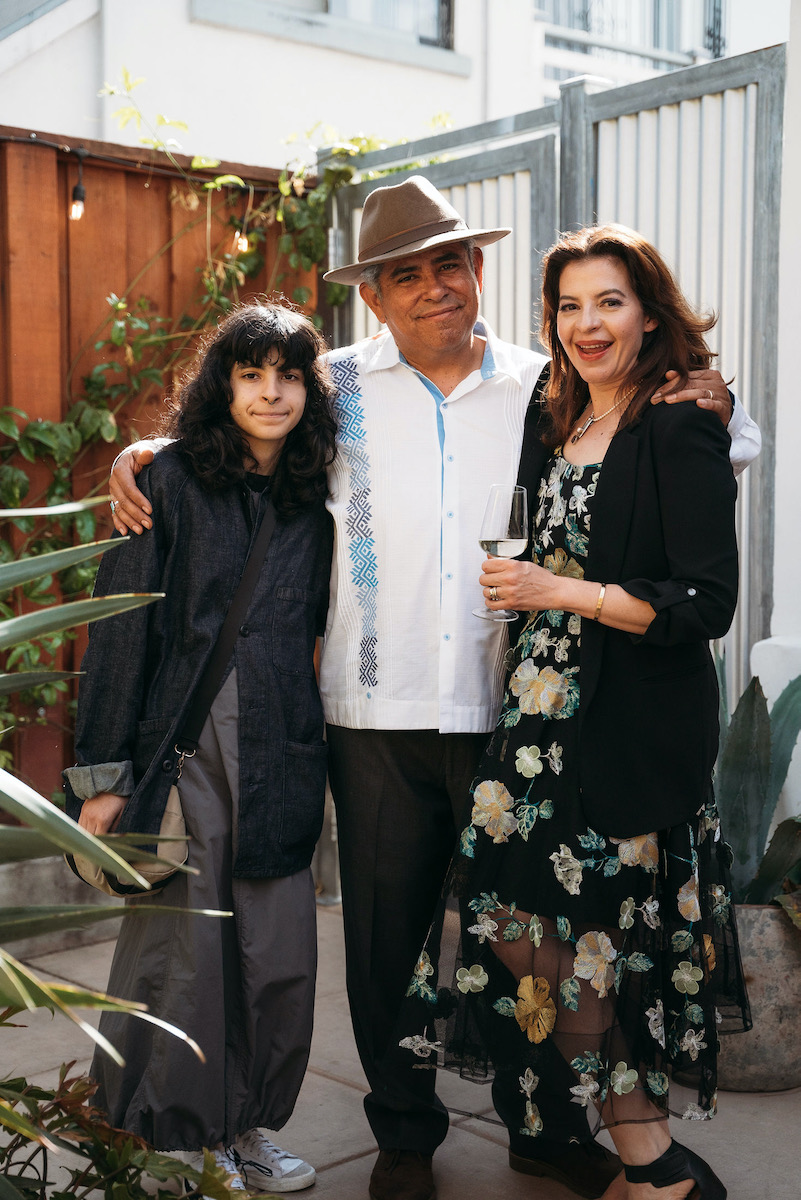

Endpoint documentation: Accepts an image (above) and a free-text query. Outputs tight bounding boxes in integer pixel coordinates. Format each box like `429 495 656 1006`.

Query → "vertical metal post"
559 75 610 230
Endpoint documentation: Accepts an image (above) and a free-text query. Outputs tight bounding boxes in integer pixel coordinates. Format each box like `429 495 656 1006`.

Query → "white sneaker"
165 1147 247 1194
231 1129 316 1193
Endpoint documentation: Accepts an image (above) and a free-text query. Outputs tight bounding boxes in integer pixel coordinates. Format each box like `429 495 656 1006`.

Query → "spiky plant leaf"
766 675 801 831
0 592 163 651
0 769 148 887
715 677 771 900
0 537 125 591
0 670 81 697
0 497 110 519
746 817 801 904
0 902 220 942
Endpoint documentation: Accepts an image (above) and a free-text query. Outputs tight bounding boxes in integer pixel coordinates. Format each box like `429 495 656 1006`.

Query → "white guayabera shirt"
320 319 760 736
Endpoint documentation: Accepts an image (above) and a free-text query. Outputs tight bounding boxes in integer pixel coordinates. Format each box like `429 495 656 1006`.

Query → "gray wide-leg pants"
92 670 317 1151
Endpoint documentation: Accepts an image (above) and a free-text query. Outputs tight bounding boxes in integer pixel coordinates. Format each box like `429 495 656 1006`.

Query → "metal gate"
326 44 786 690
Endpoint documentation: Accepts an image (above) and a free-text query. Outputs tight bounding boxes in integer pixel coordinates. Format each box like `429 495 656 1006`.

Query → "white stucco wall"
0 0 540 166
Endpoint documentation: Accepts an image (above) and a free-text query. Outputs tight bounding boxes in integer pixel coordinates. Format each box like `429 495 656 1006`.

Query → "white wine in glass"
472 484 528 622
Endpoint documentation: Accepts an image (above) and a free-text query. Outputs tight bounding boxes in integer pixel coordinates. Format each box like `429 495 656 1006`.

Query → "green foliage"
715 656 801 922
0 1065 245 1198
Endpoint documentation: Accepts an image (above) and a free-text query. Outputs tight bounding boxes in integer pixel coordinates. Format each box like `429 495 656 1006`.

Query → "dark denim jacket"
64 449 333 878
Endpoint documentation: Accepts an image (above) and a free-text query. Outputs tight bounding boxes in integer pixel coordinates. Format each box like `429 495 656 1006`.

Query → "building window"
327 0 452 49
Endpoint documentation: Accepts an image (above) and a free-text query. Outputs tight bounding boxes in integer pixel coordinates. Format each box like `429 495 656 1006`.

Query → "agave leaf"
746 817 801 904
0 827 195 868
0 768 149 887
713 643 729 761
766 674 801 827
0 901 222 941
0 497 110 519
0 592 164 651
0 537 125 591
715 677 771 901
0 1097 56 1151
0 670 81 697
0 949 211 1064
774 889 801 930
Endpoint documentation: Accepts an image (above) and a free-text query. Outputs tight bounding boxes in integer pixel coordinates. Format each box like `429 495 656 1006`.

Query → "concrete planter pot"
717 904 801 1092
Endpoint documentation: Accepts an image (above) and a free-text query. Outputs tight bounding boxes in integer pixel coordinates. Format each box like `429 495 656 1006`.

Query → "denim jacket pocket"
279 741 328 858
272 586 322 676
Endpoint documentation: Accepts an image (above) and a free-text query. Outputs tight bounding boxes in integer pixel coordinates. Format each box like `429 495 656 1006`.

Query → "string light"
69 149 87 221
235 230 249 253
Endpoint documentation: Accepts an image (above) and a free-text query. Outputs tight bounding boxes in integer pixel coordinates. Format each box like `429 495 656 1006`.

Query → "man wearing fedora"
109 175 759 1200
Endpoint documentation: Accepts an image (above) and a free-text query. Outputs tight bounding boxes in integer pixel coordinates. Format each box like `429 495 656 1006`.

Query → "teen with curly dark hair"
65 301 336 1193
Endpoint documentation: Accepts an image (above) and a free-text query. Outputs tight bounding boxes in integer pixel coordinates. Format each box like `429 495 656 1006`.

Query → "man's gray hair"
360 237 478 297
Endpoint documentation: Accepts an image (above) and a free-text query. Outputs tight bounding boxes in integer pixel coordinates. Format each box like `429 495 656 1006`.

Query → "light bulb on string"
69 148 87 221
69 182 85 221
235 230 249 254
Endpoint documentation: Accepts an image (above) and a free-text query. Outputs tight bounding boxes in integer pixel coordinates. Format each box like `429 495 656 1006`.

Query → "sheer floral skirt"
402 791 751 1141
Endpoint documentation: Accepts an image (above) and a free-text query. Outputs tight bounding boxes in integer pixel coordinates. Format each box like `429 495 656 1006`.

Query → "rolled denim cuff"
63 761 134 801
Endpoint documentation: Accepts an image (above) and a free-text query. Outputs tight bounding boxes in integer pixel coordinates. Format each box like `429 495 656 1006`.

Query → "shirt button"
447 511 454 518
442 402 448 409
687 588 697 597
443 634 451 641
161 759 173 773
447 454 454 462
445 572 453 580
239 624 250 636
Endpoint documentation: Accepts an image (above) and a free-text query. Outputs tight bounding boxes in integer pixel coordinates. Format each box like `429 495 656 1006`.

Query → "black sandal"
623 1140 726 1199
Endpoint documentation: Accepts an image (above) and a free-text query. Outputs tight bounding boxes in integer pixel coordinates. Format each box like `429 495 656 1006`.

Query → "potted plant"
714 662 801 1091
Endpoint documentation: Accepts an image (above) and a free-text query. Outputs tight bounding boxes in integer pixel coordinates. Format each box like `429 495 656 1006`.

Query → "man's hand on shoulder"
651 369 733 427
109 442 160 535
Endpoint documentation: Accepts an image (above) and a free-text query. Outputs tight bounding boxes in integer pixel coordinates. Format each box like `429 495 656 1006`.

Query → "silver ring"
109 499 117 514
489 586 498 602
705 389 713 400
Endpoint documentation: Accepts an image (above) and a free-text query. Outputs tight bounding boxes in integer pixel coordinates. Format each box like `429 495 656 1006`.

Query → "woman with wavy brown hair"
404 226 750 1200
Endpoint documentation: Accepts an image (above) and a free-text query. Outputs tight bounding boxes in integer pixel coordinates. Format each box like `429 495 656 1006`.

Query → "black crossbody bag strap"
175 498 278 755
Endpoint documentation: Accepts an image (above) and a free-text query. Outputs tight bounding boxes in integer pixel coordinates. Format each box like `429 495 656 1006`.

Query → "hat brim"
323 226 512 286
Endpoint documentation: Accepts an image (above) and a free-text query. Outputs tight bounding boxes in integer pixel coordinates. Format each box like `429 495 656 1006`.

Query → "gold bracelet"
593 583 606 621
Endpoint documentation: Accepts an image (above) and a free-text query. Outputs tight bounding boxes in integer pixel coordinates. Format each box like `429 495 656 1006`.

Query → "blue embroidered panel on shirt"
330 355 378 689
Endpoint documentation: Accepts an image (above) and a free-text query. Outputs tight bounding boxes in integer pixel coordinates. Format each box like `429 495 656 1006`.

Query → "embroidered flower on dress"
543 547 584 580
515 976 557 1043
641 896 661 929
646 1000 666 1048
509 662 574 717
519 1068 539 1097
573 931 618 997
467 912 499 944
681 1103 711 1121
569 1073 600 1107
610 1062 639 1095
456 964 489 993
399 1034 442 1058
677 875 702 922
549 844 584 895
611 832 659 871
672 961 704 995
702 933 717 975
471 780 517 843
679 1028 707 1062
529 914 544 946
619 897 635 929
523 1100 543 1135
515 745 544 778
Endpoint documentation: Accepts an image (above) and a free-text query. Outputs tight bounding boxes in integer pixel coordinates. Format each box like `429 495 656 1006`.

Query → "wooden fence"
0 124 315 794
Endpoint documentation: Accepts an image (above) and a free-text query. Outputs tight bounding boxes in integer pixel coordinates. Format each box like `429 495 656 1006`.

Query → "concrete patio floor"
13 904 801 1200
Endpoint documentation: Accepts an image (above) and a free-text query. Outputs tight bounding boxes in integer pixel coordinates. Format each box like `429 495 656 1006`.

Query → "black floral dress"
402 451 750 1142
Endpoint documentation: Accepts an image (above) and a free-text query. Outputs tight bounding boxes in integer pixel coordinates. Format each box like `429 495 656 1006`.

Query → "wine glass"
472 484 528 622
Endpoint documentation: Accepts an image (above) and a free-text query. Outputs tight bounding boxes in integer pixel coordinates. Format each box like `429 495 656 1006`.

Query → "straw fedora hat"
323 174 511 286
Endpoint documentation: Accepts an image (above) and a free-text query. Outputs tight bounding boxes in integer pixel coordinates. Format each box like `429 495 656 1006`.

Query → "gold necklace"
570 385 637 444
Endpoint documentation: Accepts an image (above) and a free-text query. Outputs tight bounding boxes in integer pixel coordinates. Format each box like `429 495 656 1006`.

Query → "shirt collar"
363 318 522 386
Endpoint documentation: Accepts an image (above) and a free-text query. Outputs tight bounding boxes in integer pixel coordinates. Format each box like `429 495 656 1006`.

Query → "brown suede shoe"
369 1150 436 1200
509 1141 622 1199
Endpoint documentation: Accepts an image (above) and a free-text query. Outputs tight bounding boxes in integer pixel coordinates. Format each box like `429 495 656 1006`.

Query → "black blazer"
515 395 738 836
